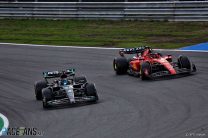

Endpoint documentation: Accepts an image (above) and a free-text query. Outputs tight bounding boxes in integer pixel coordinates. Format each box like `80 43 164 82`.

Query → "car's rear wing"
119 46 150 56
43 68 75 79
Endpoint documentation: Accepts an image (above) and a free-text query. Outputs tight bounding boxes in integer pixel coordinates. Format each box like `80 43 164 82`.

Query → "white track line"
0 42 208 52
0 42 120 50
0 113 9 136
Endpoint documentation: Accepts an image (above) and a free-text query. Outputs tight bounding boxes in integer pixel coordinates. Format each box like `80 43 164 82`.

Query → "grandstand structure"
0 0 208 21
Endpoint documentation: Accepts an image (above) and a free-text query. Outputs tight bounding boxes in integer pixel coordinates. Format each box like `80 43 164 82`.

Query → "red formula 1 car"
113 46 196 80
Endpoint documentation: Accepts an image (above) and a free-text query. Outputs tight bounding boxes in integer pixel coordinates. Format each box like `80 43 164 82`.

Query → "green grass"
0 19 208 49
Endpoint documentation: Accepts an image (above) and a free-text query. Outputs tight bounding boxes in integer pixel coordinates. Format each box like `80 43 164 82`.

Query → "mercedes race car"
34 69 99 109
113 46 196 80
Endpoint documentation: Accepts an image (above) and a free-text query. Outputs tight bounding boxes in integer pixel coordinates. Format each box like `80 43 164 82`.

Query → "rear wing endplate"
119 46 150 56
43 68 75 79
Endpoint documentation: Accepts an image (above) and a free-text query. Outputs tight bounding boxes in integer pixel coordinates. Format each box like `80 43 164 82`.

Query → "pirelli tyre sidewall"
85 83 99 102
140 62 151 80
113 57 128 75
178 55 191 70
34 80 47 100
42 88 53 109
192 63 197 72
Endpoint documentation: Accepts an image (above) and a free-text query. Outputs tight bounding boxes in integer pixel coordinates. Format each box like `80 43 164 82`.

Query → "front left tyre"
34 80 47 100
42 88 53 109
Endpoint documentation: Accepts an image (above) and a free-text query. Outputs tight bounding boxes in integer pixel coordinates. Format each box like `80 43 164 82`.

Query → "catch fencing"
0 1 208 21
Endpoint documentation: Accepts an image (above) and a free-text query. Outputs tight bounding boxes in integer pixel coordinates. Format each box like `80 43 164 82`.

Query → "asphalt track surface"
0 44 208 138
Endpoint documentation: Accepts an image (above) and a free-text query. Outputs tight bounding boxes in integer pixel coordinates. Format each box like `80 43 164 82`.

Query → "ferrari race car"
113 46 196 80
34 69 99 108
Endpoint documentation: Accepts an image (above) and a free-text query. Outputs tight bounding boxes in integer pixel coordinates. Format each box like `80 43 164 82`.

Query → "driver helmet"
60 72 68 85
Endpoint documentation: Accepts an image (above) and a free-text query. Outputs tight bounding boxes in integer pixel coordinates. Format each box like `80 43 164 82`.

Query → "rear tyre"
42 88 53 109
140 62 151 80
178 56 191 69
74 76 87 84
34 80 47 100
85 83 99 102
113 57 128 75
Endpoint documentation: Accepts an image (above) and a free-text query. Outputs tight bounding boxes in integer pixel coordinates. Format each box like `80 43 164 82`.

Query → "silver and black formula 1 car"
34 69 99 109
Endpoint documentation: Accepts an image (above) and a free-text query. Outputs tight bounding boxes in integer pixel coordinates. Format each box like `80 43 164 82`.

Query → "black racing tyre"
74 76 87 84
34 80 47 100
178 56 191 69
192 63 197 72
85 83 99 102
42 88 53 109
140 62 151 80
113 57 128 75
